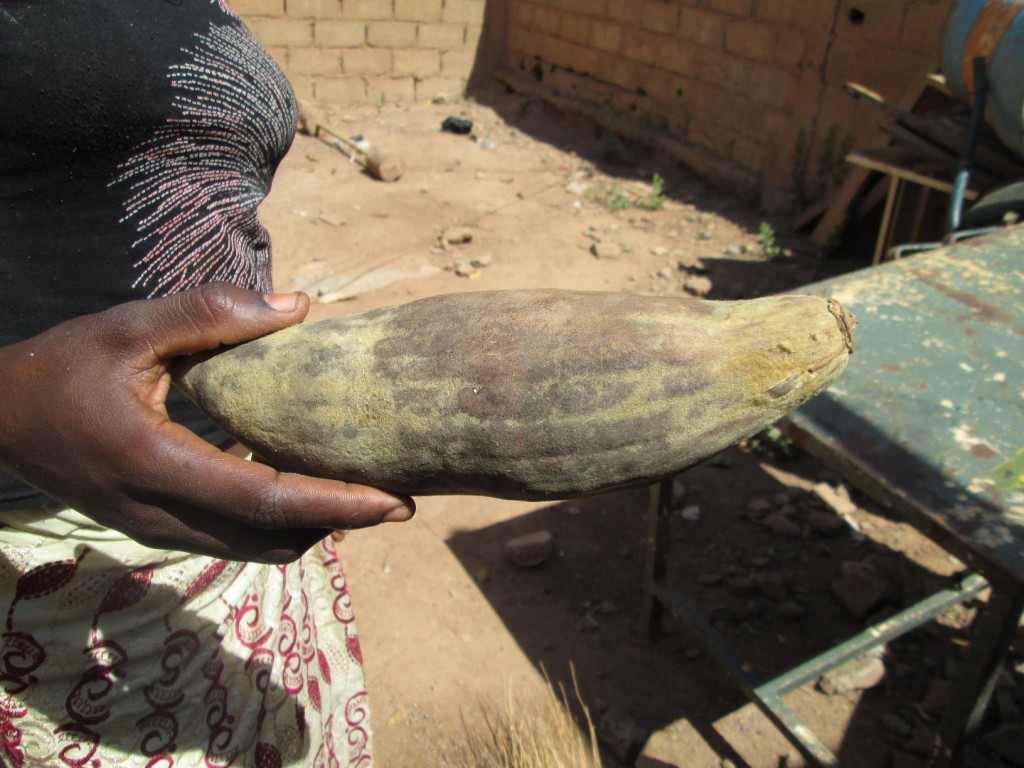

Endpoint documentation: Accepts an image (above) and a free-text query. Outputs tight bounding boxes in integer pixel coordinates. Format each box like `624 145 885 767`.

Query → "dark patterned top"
0 0 298 509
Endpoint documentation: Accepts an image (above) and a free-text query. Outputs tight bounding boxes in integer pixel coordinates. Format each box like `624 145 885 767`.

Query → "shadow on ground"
445 446 993 767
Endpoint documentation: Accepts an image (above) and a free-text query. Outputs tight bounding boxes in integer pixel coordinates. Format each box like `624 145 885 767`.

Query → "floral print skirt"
0 505 372 767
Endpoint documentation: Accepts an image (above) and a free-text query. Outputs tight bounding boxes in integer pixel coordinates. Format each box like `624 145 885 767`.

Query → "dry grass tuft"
440 669 602 768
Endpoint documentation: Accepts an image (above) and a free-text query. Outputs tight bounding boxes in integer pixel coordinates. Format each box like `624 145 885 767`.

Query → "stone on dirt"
830 562 891 619
889 751 925 768
746 498 773 514
995 688 1020 724
727 576 755 596
504 530 554 568
760 511 801 538
682 274 712 296
752 572 787 602
807 510 848 537
442 226 473 244
982 723 1024 765
453 260 478 278
817 652 887 695
904 724 936 757
680 505 700 522
597 706 647 764
591 241 621 259
777 600 807 620
918 678 948 718
881 712 913 738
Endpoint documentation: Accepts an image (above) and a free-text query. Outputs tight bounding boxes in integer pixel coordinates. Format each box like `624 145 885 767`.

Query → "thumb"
109 283 311 360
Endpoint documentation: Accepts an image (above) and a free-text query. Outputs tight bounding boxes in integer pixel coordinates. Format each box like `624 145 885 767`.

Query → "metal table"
644 227 1024 766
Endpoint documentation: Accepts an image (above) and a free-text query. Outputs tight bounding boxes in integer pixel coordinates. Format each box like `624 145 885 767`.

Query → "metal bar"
643 479 674 639
652 580 839 767
948 57 988 233
873 176 901 264
931 583 1024 767
760 573 988 698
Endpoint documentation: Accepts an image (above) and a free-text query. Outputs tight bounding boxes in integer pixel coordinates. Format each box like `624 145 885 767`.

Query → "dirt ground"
258 84 1023 767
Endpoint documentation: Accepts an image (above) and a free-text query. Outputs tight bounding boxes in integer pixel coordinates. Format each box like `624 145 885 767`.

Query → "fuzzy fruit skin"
175 290 854 500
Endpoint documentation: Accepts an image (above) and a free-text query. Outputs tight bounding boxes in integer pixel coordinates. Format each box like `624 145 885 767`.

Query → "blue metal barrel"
941 0 1024 158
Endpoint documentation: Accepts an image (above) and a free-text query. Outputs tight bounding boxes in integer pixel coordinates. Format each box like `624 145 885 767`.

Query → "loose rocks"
504 530 554 568
591 241 622 259
442 226 473 245
818 652 887 695
830 561 891 619
881 712 913 739
598 706 647 763
983 723 1024 765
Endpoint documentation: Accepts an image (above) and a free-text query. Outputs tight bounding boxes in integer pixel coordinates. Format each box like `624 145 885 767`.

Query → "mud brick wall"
232 0 487 104
234 0 953 208
504 0 951 209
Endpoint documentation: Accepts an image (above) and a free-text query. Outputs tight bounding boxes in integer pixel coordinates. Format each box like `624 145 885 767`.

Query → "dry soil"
258 84 1022 768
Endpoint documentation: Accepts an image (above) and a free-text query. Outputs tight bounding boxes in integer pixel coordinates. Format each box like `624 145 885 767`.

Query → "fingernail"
264 292 300 312
384 504 415 523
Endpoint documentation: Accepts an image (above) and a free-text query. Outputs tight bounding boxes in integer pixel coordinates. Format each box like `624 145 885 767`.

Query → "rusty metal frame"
643 478 992 768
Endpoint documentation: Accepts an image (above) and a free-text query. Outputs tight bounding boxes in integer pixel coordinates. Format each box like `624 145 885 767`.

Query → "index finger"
137 421 415 530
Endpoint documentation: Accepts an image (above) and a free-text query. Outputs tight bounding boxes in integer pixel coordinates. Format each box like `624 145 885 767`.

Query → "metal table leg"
930 582 1024 767
643 478 673 638
641 475 998 767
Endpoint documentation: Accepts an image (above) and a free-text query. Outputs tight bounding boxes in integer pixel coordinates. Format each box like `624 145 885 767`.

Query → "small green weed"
603 181 634 210
758 221 786 260
645 172 666 211
594 173 666 212
747 425 799 460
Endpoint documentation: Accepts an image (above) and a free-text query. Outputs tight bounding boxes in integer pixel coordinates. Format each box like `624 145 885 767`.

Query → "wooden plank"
927 72 952 96
846 147 979 199
853 176 890 221
792 199 830 230
811 68 936 247
810 167 873 246
845 83 1021 181
873 177 900 264
882 121 959 165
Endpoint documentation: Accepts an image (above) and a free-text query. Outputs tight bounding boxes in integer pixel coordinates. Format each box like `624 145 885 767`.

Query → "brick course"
316 76 367 102
366 21 418 48
285 0 342 18
231 0 283 14
368 75 417 103
491 0 950 208
393 48 441 78
418 23 467 48
443 0 486 25
340 0 392 20
234 0 951 207
395 0 443 23
314 20 365 47
245 17 313 46
343 47 392 75
288 46 343 75
238 0 485 107
641 1 679 33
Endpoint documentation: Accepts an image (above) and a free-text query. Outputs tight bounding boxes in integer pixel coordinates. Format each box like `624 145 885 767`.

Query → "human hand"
0 284 415 562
